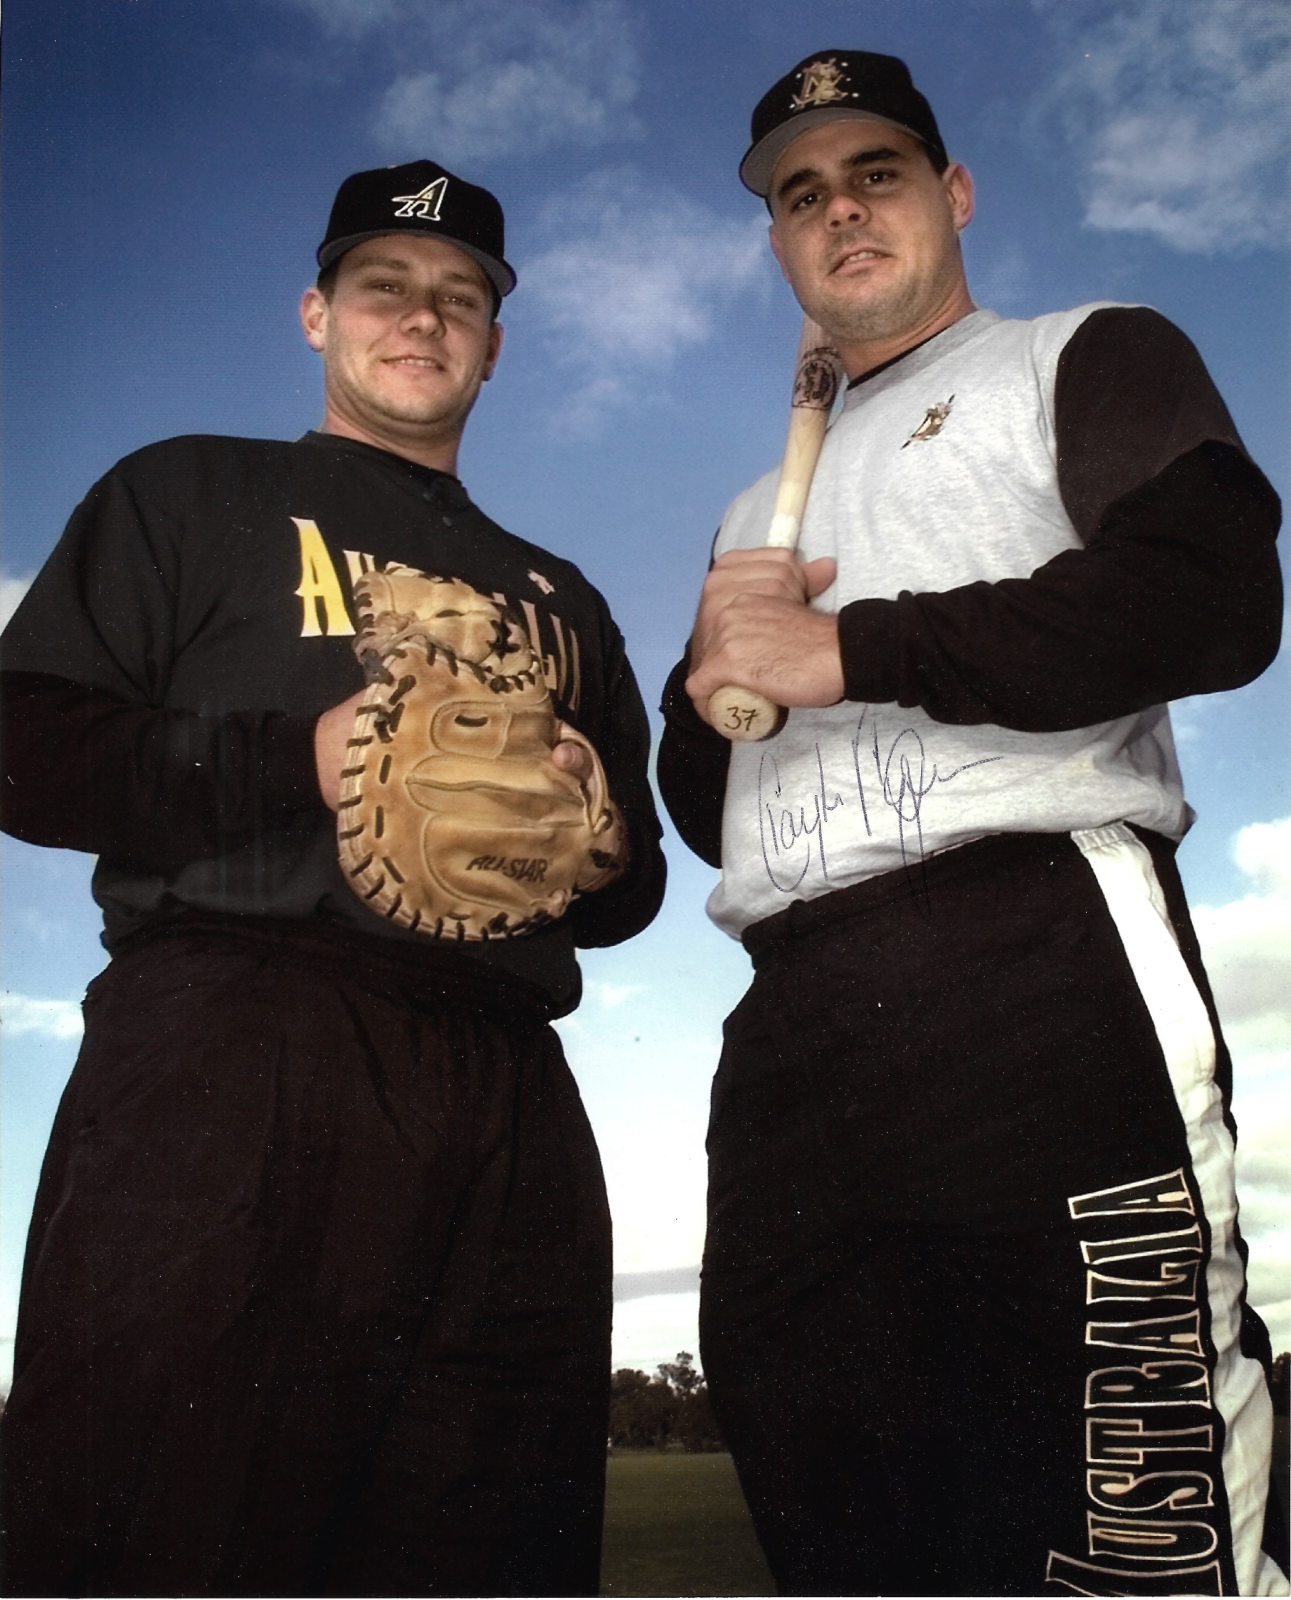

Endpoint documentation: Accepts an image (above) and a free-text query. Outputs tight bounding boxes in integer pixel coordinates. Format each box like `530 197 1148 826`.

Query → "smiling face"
299 233 503 472
767 118 975 378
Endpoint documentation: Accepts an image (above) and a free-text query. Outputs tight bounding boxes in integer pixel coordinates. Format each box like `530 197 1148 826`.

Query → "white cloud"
1 574 32 630
521 170 770 434
1038 0 1290 253
614 1265 699 1302
1232 816 1291 896
1192 817 1291 1349
555 984 721 1275
367 0 639 164
964 242 1035 318
1167 693 1209 748
1 994 84 1040
1231 1088 1290 1207
280 0 639 163
1195 892 1291 1041
586 980 646 1010
611 1289 700 1373
1192 816 1291 1046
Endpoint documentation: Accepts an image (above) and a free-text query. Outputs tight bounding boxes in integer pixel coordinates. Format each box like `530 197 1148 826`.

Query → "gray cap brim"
741 107 929 197
318 229 516 298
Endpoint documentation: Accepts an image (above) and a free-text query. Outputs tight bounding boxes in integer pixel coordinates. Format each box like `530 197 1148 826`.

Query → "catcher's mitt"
337 563 626 940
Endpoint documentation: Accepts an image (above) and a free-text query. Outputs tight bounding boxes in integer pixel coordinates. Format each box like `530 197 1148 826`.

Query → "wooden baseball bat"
706 316 844 742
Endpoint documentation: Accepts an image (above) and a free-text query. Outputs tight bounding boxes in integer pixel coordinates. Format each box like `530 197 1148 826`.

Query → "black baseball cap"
317 159 516 299
741 52 947 197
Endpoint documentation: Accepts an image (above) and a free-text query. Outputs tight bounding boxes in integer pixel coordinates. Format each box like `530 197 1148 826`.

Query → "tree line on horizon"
606 1350 1289 1457
609 1351 724 1452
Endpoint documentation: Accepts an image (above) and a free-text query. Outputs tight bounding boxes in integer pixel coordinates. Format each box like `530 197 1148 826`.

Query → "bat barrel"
709 318 842 743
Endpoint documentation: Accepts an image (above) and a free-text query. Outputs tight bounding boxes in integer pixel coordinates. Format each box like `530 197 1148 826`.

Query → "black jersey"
1 430 665 1012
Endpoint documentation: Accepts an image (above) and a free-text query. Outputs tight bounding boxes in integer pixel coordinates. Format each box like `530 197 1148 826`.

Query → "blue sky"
2 0 1288 1387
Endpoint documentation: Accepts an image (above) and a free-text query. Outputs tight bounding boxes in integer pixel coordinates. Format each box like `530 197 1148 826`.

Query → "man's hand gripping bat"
705 317 843 743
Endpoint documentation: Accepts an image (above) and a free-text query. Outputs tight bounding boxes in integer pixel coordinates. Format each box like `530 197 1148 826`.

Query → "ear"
943 161 975 232
300 286 328 353
482 321 504 381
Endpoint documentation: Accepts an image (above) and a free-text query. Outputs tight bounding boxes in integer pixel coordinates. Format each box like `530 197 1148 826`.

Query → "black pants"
0 916 612 1597
701 830 1285 1597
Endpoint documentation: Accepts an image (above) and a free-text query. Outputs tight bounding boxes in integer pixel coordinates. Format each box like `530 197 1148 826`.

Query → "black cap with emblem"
317 159 516 299
741 51 947 197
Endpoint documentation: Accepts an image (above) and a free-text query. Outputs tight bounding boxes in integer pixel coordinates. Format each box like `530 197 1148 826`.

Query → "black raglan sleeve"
656 649 727 869
0 466 324 870
564 608 667 946
834 307 1282 730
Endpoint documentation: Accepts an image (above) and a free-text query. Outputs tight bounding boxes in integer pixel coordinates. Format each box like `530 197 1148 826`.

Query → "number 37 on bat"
722 704 761 735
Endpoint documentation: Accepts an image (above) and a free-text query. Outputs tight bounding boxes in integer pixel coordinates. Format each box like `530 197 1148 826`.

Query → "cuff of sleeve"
567 802 666 947
837 598 902 704
258 712 326 819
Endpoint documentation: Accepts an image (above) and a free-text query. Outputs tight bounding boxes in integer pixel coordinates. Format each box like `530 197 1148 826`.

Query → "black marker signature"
754 710 1002 900
852 708 1001 878
758 746 846 892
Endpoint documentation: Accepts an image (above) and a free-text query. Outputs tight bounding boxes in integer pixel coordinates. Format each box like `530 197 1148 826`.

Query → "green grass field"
602 1438 1289 1596
600 1451 776 1597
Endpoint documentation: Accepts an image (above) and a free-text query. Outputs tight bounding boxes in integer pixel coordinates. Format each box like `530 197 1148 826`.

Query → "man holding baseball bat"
660 51 1287 1597
0 160 664 1596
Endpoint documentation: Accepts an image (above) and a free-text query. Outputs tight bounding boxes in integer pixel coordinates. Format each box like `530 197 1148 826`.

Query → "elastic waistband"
741 832 1083 969
111 909 557 1023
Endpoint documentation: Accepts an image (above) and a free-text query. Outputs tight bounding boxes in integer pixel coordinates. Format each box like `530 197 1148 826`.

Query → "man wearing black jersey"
660 52 1287 1598
0 160 665 1598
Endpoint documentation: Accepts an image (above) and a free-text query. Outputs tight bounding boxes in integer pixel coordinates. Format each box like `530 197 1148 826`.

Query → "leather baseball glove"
337 563 626 940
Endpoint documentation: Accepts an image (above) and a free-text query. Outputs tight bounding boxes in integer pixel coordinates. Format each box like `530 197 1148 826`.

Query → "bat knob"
707 686 787 743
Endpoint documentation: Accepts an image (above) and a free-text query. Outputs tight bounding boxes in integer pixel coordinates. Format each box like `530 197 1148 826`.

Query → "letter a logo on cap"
392 176 449 220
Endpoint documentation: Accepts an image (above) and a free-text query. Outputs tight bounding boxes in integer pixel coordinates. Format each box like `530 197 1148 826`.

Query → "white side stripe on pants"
1072 823 1284 1598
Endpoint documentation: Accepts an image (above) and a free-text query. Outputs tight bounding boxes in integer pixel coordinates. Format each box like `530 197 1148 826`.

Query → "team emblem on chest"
902 395 955 448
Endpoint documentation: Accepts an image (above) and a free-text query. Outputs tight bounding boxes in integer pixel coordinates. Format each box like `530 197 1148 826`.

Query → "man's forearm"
658 655 728 869
836 441 1281 731
0 671 323 868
